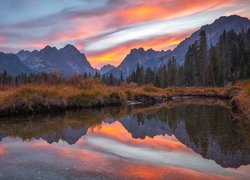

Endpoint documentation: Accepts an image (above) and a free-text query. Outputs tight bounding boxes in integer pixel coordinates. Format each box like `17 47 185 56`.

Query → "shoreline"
0 80 249 120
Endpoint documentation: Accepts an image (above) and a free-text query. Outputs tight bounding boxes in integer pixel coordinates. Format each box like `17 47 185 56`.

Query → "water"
0 99 249 179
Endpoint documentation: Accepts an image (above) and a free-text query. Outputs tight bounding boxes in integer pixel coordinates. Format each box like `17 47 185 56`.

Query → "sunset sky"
0 0 250 68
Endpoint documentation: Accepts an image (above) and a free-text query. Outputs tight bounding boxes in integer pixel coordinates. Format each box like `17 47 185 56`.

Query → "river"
0 98 249 179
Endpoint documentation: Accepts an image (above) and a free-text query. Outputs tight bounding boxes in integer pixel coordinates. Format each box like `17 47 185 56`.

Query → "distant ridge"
106 15 250 78
16 44 95 76
105 48 169 77
171 15 250 64
0 52 31 75
100 64 115 75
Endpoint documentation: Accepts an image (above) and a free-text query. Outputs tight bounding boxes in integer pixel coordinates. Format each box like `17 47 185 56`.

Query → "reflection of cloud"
29 135 235 179
90 121 191 152
0 145 5 155
0 124 249 179
86 136 234 176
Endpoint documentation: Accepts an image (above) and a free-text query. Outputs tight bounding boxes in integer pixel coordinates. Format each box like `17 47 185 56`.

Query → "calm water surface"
0 99 249 179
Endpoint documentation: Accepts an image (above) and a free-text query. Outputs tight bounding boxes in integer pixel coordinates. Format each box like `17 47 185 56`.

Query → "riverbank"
0 98 234 141
0 78 249 120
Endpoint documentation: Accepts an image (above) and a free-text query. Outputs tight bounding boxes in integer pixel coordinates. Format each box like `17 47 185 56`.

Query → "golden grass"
0 79 126 115
0 78 249 120
231 80 250 121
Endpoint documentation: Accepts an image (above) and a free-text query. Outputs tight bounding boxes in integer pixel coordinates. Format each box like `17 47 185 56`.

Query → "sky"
0 0 250 68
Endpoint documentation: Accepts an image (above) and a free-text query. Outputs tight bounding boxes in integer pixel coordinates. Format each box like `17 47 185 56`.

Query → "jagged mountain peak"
100 64 115 75
40 45 58 53
130 47 145 54
146 48 155 53
18 50 31 54
106 15 250 78
0 52 31 75
213 14 249 23
61 44 78 52
16 44 95 76
172 15 250 64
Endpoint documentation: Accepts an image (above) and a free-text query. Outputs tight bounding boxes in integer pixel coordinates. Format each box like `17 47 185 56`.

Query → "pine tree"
199 30 208 86
168 57 177 86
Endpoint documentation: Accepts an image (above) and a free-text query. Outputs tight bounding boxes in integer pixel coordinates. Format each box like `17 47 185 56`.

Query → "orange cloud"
118 4 166 24
86 32 191 68
117 0 239 25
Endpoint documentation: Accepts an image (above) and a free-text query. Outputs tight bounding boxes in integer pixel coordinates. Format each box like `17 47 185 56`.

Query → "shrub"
125 89 134 100
247 88 250 96
143 85 158 93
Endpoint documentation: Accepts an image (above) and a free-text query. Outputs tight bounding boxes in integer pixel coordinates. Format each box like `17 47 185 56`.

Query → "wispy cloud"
0 0 249 68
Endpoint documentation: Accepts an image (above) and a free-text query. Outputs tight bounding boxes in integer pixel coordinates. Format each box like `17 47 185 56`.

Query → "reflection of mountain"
38 126 89 145
0 108 122 145
118 104 250 168
0 132 7 141
119 115 173 139
0 100 249 168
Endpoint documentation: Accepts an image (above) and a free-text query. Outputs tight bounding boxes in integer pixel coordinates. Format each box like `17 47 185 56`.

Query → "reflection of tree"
136 113 145 126
164 108 178 132
0 107 125 141
184 105 210 157
208 106 240 155
153 102 250 167
130 99 250 167
0 99 249 167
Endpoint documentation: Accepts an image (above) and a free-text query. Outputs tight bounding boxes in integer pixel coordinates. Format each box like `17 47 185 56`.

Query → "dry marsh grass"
231 80 250 121
0 78 249 120
0 79 125 115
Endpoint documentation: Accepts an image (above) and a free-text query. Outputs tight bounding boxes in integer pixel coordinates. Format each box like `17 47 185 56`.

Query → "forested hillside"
125 29 250 87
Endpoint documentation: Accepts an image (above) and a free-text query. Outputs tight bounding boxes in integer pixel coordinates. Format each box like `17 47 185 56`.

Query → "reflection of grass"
0 98 232 141
0 98 249 154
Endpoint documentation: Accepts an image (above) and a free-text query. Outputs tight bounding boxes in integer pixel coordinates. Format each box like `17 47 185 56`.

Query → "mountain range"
0 52 31 75
99 64 115 75
0 15 249 77
107 15 250 77
16 44 95 76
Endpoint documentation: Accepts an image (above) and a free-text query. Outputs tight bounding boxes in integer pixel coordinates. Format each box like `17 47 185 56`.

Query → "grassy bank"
0 98 234 141
0 79 125 115
0 78 249 120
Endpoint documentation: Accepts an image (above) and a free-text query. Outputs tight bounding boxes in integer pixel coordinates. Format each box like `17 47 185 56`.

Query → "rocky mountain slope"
17 44 95 76
0 52 31 75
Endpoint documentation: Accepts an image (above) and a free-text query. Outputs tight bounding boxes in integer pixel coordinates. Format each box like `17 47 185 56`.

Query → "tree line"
118 28 249 87
184 29 250 86
125 57 180 88
0 29 249 87
0 71 100 86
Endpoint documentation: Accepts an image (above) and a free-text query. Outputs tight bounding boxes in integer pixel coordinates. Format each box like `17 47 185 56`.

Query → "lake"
0 98 249 179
